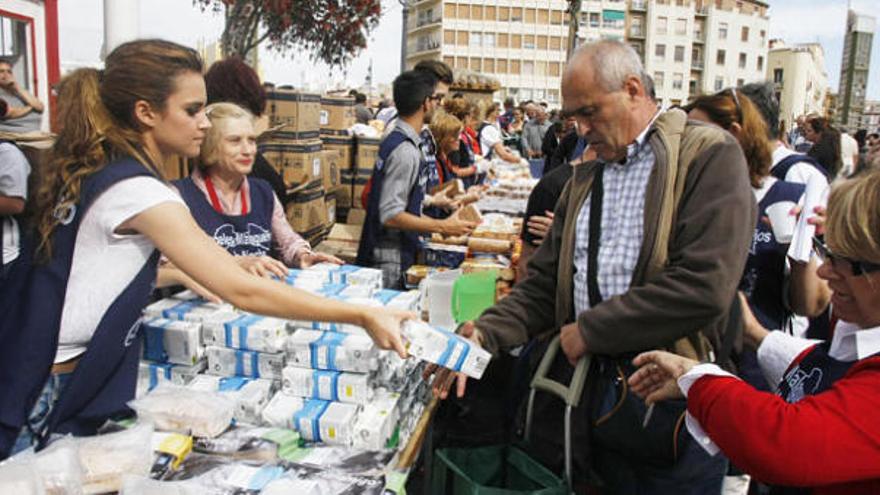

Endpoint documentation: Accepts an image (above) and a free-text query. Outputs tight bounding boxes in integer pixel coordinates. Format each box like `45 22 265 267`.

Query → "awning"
602 10 626 21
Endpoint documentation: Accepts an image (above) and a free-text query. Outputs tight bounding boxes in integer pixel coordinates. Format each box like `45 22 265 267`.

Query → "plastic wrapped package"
294 399 359 445
401 320 491 379
192 427 299 462
202 313 288 353
351 389 400 451
0 460 44 495
285 330 378 373
119 476 218 495
261 393 305 429
281 367 372 405
205 346 285 380
128 384 234 438
76 423 153 494
186 375 276 425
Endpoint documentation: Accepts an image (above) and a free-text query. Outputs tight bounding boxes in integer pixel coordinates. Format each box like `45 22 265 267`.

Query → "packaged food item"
261 393 305 429
0 460 44 495
423 243 468 268
467 237 512 254
202 313 288 353
401 320 491 379
281 367 372 405
205 346 286 380
169 359 208 386
77 423 154 494
457 203 482 223
119 476 211 495
187 375 276 425
192 426 298 462
143 299 231 322
293 399 359 445
5 435 84 495
285 330 378 373
372 289 421 312
128 384 235 438
305 263 383 289
142 318 204 366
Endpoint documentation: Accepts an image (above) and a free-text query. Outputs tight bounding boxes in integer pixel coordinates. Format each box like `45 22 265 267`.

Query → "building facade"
767 40 828 134
404 0 768 107
862 100 880 133
837 10 875 131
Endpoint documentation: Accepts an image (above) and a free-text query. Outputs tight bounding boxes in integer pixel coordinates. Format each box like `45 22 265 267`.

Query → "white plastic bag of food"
128 384 234 438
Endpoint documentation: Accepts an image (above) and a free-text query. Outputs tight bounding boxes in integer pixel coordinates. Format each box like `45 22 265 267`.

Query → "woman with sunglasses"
627 172 880 494
685 88 830 390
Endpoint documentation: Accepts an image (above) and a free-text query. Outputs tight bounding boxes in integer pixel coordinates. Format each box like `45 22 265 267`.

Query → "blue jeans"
591 432 728 495
11 372 72 456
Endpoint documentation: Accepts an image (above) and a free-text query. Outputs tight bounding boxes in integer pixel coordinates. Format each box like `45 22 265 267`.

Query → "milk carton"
285 330 378 373
352 389 400 450
203 313 288 353
262 393 305 429
373 289 421 312
281 367 372 405
142 318 204 366
293 399 359 445
401 320 491 379
187 375 275 424
206 346 286 380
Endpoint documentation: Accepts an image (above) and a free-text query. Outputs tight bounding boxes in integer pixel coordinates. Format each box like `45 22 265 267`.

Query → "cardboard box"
324 192 337 229
321 149 342 191
265 89 321 139
322 135 355 172
286 184 328 233
347 208 366 226
315 224 363 265
355 136 381 171
259 138 323 188
320 95 356 133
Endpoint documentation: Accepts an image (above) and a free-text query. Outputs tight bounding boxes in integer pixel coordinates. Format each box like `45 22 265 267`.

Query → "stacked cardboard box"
319 95 356 136
265 89 321 140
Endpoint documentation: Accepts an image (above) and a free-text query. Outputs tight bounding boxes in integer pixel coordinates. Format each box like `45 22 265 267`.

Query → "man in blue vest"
356 71 476 289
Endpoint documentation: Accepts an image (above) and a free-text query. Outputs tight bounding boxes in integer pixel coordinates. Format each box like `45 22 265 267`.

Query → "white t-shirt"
55 176 184 363
771 145 829 188
0 143 30 265
840 133 859 178
479 123 503 157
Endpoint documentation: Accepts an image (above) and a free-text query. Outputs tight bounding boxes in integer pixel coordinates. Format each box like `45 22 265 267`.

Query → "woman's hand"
236 255 288 278
360 308 415 358
807 205 826 236
628 351 699 405
298 251 344 268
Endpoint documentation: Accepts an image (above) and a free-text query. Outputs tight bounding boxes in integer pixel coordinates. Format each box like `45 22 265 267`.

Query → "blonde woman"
173 102 341 277
629 172 880 494
477 100 520 164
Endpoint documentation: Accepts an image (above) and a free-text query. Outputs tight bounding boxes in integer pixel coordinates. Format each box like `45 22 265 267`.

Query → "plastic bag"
128 384 234 438
77 422 153 494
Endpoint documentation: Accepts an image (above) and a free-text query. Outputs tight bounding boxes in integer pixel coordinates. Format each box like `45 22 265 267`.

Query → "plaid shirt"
573 115 659 318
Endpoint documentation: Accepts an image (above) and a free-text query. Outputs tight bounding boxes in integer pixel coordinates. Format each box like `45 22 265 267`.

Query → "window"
523 35 536 49
719 22 728 39
654 71 665 89
444 4 455 18
757 55 764 72
736 78 744 87
511 7 523 22
525 8 536 24
675 18 687 35
655 44 666 60
484 59 495 73
741 26 749 42
692 47 702 65
499 7 510 21
759 29 766 43
656 16 668 35
457 31 469 46
470 58 481 71
470 33 482 47
550 36 562 50
673 73 683 90
674 45 685 62
511 60 521 74
443 30 455 44
486 6 496 20
550 62 561 77
738 52 746 69
497 59 508 73
538 9 550 24
484 33 495 47
454 57 467 69
443 56 454 68
551 10 563 25
715 76 724 91
537 35 548 50
457 4 470 18
548 89 559 103
676 0 685 5
716 49 726 65
498 33 509 48
536 61 547 76
511 34 522 49
589 12 600 27
603 10 625 29
471 5 484 20
630 16 644 36
773 68 783 84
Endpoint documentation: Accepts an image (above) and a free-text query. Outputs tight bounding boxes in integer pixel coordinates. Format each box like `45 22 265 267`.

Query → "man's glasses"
813 236 880 276
428 93 445 103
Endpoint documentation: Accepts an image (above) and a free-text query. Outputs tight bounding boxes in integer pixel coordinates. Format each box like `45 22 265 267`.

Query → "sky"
58 0 880 99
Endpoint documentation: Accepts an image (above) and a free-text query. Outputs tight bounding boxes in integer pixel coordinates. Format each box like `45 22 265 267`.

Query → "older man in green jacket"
431 40 756 493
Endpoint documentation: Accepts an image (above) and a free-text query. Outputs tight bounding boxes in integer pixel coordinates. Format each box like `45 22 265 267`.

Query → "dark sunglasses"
813 236 880 276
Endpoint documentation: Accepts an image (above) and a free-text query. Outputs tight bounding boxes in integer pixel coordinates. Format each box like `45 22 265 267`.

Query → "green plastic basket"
432 445 567 495
451 271 498 324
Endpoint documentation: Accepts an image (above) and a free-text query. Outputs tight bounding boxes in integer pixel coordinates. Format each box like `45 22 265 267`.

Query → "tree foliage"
194 0 383 66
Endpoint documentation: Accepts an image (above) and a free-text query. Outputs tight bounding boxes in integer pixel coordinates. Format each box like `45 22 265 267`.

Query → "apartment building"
837 10 875 131
767 40 829 134
404 0 768 107
862 100 880 133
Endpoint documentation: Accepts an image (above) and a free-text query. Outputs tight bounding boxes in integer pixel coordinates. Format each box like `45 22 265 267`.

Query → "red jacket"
688 357 880 495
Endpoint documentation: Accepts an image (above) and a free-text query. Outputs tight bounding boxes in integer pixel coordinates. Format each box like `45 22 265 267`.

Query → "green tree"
194 0 383 66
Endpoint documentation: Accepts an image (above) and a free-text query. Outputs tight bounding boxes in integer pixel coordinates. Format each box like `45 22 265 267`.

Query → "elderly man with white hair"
522 104 552 158
428 40 756 494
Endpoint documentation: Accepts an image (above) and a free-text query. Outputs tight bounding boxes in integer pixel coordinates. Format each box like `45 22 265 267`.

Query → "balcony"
691 59 704 70
413 39 441 54
630 0 647 11
629 27 645 38
408 15 442 33
692 31 704 43
695 7 708 17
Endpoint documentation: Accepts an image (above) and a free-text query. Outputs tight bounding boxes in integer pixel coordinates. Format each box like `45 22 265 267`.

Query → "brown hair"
826 171 880 264
429 112 463 150
443 97 473 121
686 88 772 188
414 60 454 86
32 39 203 259
205 56 266 117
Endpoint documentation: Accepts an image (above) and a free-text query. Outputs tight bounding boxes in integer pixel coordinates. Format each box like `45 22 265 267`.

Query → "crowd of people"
1 36 879 495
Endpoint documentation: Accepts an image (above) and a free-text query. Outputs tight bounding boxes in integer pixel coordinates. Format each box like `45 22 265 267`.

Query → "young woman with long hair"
0 39 409 458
